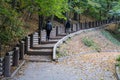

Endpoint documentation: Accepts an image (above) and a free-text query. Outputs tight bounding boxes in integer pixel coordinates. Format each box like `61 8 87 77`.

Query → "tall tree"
34 0 69 43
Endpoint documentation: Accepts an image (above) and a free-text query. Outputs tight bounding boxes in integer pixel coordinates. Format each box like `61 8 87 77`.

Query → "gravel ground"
12 29 120 80
59 52 120 80
58 29 120 56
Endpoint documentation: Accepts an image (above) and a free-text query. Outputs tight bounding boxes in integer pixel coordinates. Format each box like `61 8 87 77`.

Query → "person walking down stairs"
45 20 52 41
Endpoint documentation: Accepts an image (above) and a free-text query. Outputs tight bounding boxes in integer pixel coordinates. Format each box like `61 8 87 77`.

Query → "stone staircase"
26 27 66 61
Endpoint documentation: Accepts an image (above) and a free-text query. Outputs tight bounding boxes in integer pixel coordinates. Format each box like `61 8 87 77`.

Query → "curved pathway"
12 29 120 80
13 53 119 80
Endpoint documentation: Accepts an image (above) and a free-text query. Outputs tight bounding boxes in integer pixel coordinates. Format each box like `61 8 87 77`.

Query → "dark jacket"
45 22 52 31
65 21 70 28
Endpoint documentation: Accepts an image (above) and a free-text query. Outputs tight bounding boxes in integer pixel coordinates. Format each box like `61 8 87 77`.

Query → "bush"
0 30 13 44
0 27 25 45
116 55 120 61
56 47 67 58
82 37 94 47
82 37 101 52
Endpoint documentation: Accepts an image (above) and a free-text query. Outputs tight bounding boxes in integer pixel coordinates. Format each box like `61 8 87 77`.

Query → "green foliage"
101 30 120 46
110 32 120 41
0 30 13 44
82 37 94 47
82 37 101 52
68 0 120 20
116 62 120 67
116 55 120 61
56 52 67 58
0 0 25 44
109 1 120 16
116 55 120 67
56 47 67 58
0 27 25 45
35 0 69 19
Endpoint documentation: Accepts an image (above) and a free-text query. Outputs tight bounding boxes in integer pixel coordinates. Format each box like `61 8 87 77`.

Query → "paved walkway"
11 27 119 80
13 62 81 80
12 52 117 80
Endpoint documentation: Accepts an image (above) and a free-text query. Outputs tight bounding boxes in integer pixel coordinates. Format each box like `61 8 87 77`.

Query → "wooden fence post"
106 19 107 24
19 41 24 60
77 23 80 30
87 22 89 29
56 26 58 36
76 24 77 31
85 22 88 29
95 21 97 27
93 21 95 28
99 21 101 25
88 22 91 28
94 21 96 27
81 23 83 29
71 24 73 32
30 34 33 48
102 20 104 25
78 23 81 30
0 38 1 56
92 22 94 28
4 53 11 77
13 47 19 66
84 22 86 29
25 36 28 54
103 20 105 24
82 23 85 29
79 23 81 30
0 57 4 76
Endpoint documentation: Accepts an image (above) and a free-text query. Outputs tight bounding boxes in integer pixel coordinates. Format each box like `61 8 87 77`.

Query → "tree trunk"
79 14 80 23
38 15 43 44
51 15 54 25
99 9 102 20
74 12 79 21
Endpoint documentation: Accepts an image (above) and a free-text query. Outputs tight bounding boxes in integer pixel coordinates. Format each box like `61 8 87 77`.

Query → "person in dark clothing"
65 20 71 34
45 20 52 41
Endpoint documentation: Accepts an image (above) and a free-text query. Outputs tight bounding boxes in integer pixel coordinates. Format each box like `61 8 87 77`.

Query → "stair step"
25 55 52 62
57 34 66 36
50 37 62 40
40 40 58 44
28 49 53 55
33 44 54 49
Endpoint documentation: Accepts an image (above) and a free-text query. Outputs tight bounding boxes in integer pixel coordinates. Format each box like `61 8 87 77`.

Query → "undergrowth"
56 47 68 58
56 37 72 58
101 30 120 46
82 37 101 52
116 55 120 67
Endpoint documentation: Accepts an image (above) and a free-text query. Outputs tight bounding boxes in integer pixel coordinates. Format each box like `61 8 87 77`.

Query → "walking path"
12 29 120 80
12 52 119 80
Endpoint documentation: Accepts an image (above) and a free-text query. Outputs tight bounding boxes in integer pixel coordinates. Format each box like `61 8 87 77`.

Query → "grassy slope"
101 30 120 46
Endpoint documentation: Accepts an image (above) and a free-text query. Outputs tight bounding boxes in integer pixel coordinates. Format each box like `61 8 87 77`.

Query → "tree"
0 0 24 44
33 0 69 43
